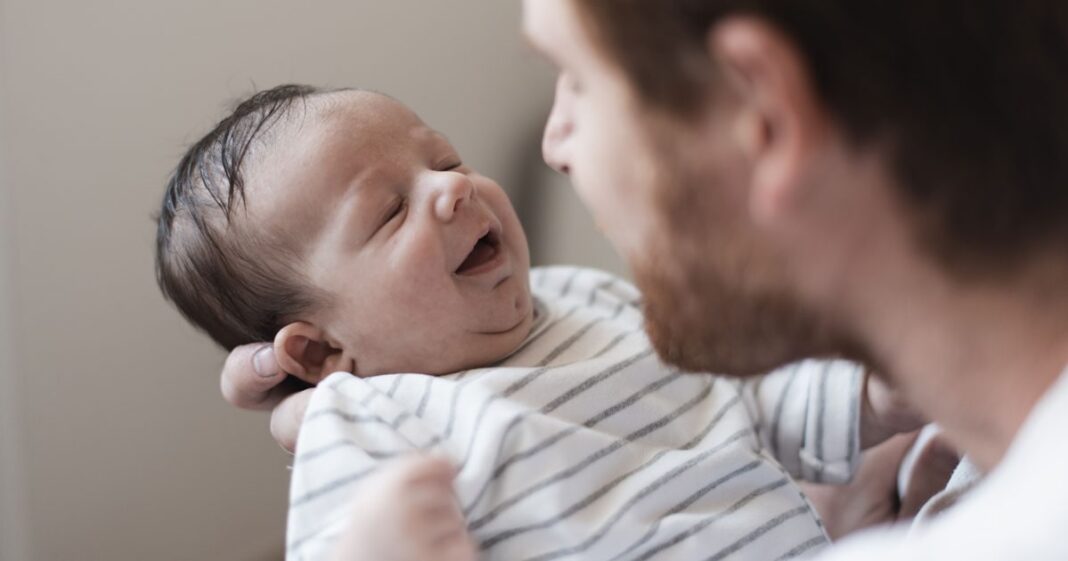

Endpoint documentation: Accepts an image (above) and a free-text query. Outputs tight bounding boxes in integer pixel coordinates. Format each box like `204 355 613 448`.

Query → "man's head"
157 86 532 381
526 0 1068 374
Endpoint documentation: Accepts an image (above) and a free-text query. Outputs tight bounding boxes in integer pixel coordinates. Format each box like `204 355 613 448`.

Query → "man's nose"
542 78 573 175
433 171 474 222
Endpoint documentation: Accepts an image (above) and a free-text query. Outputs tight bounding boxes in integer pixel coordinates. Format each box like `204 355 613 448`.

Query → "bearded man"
223 1 1068 558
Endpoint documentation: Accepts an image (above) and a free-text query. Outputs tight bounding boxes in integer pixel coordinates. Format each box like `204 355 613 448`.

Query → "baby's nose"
434 172 474 222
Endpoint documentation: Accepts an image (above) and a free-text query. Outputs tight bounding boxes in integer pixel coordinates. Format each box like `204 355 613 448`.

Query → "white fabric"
909 456 981 529
812 366 1068 561
286 267 865 561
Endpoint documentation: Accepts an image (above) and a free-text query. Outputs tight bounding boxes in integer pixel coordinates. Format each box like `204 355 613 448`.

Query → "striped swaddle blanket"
287 267 864 561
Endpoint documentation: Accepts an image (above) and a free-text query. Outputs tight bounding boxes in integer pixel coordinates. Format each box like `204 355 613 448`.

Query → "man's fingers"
270 388 314 453
802 432 919 540
221 343 290 410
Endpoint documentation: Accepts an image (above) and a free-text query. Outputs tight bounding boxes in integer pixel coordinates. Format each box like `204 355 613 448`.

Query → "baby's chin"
361 295 536 378
453 285 536 372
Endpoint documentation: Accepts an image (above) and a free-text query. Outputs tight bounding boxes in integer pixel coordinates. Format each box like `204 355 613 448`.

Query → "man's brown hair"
573 1 1068 275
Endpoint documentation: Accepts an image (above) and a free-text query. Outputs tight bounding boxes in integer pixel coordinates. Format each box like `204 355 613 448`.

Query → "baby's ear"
273 322 356 385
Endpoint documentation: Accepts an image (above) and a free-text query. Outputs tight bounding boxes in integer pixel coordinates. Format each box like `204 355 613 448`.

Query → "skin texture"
242 91 534 382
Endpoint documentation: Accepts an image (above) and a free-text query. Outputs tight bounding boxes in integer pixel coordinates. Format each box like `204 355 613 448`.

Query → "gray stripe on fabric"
287 514 341 554
463 357 671 517
453 386 516 471
358 388 379 408
295 439 423 463
775 536 826 560
303 408 421 448
385 374 404 397
460 349 655 509
294 439 353 464
588 278 617 307
582 370 681 425
443 375 478 439
467 378 716 529
769 364 802 460
414 375 434 417
600 459 763 561
539 316 603 366
630 478 792 561
483 427 752 551
289 465 378 509
847 367 861 466
454 344 625 474
477 393 743 532
541 349 653 412
703 506 810 561
815 361 832 479
501 305 581 382
498 307 604 400
388 411 413 431
559 268 583 298
592 326 643 359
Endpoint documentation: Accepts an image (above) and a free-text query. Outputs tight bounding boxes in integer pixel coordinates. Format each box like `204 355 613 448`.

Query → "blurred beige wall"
1 10 30 554
0 0 30 554
0 0 559 559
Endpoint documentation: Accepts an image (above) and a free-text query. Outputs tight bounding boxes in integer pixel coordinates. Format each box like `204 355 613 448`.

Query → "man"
223 0 1068 558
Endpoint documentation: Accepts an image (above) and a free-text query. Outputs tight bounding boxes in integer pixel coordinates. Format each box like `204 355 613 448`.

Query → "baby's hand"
860 372 926 448
331 455 478 561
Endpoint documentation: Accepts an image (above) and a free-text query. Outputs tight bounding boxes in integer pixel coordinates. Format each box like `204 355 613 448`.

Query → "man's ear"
708 16 831 225
273 322 357 384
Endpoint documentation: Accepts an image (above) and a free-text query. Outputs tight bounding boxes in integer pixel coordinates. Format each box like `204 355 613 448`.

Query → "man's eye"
440 160 463 172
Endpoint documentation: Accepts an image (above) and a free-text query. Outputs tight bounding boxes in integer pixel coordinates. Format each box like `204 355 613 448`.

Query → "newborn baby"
156 85 893 561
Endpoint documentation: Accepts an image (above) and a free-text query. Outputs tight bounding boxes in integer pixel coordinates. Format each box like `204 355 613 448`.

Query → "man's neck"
847 257 1068 472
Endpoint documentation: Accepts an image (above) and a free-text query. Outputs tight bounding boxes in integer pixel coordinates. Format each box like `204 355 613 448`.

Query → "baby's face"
248 91 533 376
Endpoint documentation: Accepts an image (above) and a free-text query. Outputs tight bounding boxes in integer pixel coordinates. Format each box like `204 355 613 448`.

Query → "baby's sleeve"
739 359 864 484
285 372 441 561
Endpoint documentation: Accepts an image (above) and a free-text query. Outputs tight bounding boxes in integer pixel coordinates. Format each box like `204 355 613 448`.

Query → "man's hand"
802 430 959 540
220 343 316 452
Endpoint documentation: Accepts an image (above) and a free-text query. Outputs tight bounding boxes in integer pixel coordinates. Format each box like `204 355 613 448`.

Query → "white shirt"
286 267 866 561
813 366 1068 560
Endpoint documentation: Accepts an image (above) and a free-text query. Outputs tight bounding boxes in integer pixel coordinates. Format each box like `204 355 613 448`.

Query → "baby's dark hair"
156 84 331 351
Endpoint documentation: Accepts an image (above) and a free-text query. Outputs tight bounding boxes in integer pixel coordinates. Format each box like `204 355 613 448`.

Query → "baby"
157 85 900 561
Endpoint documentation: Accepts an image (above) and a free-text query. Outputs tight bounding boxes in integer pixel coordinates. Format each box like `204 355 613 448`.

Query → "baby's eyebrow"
428 129 450 144
426 130 459 154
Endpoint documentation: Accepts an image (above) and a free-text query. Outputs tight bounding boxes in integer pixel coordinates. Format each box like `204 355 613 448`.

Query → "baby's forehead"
241 91 452 224
314 90 431 140
252 91 434 174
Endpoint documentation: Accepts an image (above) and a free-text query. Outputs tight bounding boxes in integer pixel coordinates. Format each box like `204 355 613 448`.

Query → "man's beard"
630 126 851 376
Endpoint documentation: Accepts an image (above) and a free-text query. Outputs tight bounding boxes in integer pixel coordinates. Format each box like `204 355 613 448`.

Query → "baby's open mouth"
456 229 502 275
